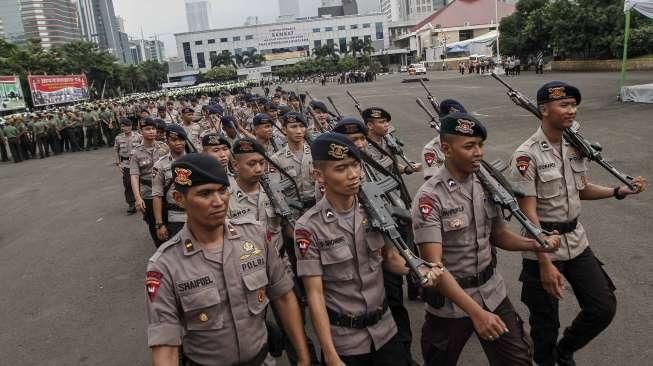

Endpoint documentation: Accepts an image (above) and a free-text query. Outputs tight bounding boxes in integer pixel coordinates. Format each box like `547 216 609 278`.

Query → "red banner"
27 74 90 107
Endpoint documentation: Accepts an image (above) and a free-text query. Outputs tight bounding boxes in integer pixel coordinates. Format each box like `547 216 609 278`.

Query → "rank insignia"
516 156 531 176
240 241 262 261
325 209 334 219
447 179 456 188
174 167 192 186
328 143 348 159
540 141 550 150
448 218 463 230
257 288 266 303
295 229 312 257
146 271 163 301
199 312 209 322
424 152 435 167
418 196 434 220
184 239 194 251
455 119 475 135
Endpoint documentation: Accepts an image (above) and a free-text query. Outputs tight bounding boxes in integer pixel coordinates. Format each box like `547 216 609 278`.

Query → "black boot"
127 204 136 214
555 345 576 366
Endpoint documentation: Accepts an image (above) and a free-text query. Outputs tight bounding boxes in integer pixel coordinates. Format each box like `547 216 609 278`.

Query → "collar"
180 221 240 256
534 126 569 152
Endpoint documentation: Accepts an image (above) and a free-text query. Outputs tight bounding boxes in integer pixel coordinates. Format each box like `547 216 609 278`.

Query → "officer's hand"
539 262 564 300
418 262 445 288
471 310 509 342
621 176 648 195
135 198 146 213
532 232 561 253
157 225 169 241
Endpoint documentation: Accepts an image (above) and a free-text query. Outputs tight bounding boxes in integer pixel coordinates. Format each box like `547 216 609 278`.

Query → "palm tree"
349 39 365 58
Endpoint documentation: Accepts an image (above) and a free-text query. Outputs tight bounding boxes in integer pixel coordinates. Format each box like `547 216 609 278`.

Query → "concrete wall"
551 59 653 72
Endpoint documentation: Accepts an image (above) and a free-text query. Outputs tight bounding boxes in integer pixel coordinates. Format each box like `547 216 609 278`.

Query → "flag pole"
618 8 632 98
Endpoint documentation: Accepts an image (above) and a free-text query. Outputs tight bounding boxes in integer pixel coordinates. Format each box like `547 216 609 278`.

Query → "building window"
220 37 228 42
314 40 322 49
245 35 254 40
350 24 358 29
325 26 333 32
458 29 474 41
339 37 347 53
195 40 202 45
209 50 217 62
197 52 206 68
233 36 240 41
183 42 192 66
207 39 215 44
363 23 371 28
326 39 334 48
364 35 371 43
375 22 384 40
235 48 242 55
338 25 346 31
313 28 320 33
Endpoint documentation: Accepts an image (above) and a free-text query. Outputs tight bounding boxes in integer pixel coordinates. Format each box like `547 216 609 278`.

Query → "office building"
185 0 211 32
0 0 82 47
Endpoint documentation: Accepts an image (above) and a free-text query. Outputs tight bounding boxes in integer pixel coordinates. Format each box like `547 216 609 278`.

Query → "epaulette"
148 236 181 263
229 216 258 226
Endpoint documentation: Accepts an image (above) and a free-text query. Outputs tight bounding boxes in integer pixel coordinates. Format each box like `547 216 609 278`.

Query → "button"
199 312 209 322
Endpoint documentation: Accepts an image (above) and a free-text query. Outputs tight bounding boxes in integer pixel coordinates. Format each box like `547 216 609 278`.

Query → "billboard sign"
27 74 90 107
0 76 26 111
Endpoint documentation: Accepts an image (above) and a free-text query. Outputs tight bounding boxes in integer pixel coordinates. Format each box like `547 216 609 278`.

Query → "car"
400 65 408 73
408 63 427 75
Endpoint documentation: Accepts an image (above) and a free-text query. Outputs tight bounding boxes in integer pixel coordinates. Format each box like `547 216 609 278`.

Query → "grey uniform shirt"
270 143 315 203
228 181 282 237
507 126 589 261
364 137 394 171
114 132 143 168
129 141 169 199
146 220 294 365
421 135 445 180
152 153 187 223
181 122 203 152
295 197 397 356
412 167 507 318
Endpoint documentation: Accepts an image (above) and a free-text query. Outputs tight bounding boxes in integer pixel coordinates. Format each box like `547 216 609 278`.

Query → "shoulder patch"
516 155 531 176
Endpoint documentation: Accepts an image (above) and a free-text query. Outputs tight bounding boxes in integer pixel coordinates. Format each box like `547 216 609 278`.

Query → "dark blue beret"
201 133 230 147
362 107 391 122
172 153 230 191
221 115 235 128
232 137 266 156
439 99 467 117
281 111 307 127
207 104 223 115
253 113 273 126
120 117 132 126
332 116 368 135
181 107 194 114
310 100 330 114
311 132 361 162
141 117 158 128
537 81 581 105
440 112 487 140
165 124 188 139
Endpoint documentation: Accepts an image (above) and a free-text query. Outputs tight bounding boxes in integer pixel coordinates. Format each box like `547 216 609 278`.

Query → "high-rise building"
130 38 166 63
279 0 300 19
318 0 358 17
357 0 382 14
185 0 211 32
0 0 82 48
76 0 127 62
0 18 5 40
115 15 125 32
381 0 446 22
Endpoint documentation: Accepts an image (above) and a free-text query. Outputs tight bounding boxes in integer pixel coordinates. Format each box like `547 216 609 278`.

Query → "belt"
139 178 152 187
120 156 130 161
184 343 268 366
166 203 184 211
454 262 495 289
540 218 578 235
327 299 388 329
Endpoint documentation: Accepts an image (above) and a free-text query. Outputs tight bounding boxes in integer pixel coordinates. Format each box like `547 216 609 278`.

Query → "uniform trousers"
520 247 616 366
421 297 532 366
339 334 411 366
142 198 162 247
121 168 135 206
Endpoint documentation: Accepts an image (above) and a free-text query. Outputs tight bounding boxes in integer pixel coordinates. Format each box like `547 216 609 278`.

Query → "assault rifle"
358 177 433 285
418 79 442 116
259 174 302 227
491 72 636 191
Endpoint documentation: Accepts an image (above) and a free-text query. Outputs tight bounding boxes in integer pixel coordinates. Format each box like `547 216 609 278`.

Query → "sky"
113 0 381 58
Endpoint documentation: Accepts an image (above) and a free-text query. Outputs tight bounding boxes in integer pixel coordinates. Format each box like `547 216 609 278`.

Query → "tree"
201 66 237 82
211 50 234 68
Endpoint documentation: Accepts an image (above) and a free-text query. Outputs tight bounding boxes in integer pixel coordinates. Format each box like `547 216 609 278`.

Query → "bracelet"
613 186 626 200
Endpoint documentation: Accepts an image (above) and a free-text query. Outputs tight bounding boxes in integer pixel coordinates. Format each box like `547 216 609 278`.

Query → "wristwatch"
613 186 626 200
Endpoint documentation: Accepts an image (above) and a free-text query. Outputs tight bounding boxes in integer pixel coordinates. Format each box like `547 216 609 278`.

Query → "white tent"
620 0 653 103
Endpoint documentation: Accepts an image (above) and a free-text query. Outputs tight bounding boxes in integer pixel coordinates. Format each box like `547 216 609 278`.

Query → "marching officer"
145 153 311 366
507 81 648 366
201 133 234 178
421 99 467 180
412 112 560 366
180 107 203 152
114 118 143 214
252 113 280 155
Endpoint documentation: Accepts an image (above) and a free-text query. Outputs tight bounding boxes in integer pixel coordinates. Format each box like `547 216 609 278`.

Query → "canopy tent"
428 30 498 61
620 0 653 103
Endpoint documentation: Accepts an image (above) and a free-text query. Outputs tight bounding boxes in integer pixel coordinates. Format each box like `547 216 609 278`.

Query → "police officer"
82 106 99 151
180 107 202 152
32 116 49 158
412 113 560 366
114 117 143 214
130 117 169 246
252 113 280 155
507 81 648 366
145 153 311 366
307 101 333 137
3 118 22 163
220 116 242 147
152 124 189 243
421 99 467 180
201 133 236 185
0 121 9 162
296 133 442 366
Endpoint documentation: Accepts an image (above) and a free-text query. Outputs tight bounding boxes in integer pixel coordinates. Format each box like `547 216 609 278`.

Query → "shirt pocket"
366 236 385 271
138 158 151 167
242 269 270 315
442 215 470 245
320 244 355 282
537 169 563 199
179 286 224 331
569 159 587 190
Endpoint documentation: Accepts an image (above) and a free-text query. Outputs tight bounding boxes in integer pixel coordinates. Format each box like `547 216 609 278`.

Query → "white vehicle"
400 65 408 73
408 63 426 75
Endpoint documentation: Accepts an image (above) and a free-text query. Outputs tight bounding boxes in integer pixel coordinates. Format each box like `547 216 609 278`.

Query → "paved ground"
1 70 652 366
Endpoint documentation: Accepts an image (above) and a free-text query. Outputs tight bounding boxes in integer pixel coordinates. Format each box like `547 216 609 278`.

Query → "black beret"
288 93 299 101
153 118 166 129
536 81 581 105
252 113 273 126
221 115 235 128
439 99 467 117
362 107 391 122
281 111 307 127
207 104 223 115
311 132 361 162
232 137 266 156
173 153 230 191
310 100 329 113
266 102 279 111
120 117 132 126
333 116 368 135
181 107 194 114
202 133 231 148
440 112 487 140
278 104 291 115
157 105 166 111
165 124 188 140
141 117 158 128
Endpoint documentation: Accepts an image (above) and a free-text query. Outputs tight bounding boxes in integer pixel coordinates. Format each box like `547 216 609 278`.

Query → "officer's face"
234 153 265 184
542 99 577 129
121 125 132 134
182 112 193 122
167 135 186 154
345 133 367 150
204 145 231 169
254 123 273 140
314 110 328 124
283 122 306 144
179 183 230 228
442 135 483 174
316 158 362 197
141 126 156 140
367 118 389 137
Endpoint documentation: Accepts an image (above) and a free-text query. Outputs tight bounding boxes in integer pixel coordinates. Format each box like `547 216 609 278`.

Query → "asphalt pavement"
1 70 652 366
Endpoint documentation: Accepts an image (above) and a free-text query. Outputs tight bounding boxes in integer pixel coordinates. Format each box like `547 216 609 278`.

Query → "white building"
173 13 389 73
185 0 211 32
279 0 300 20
